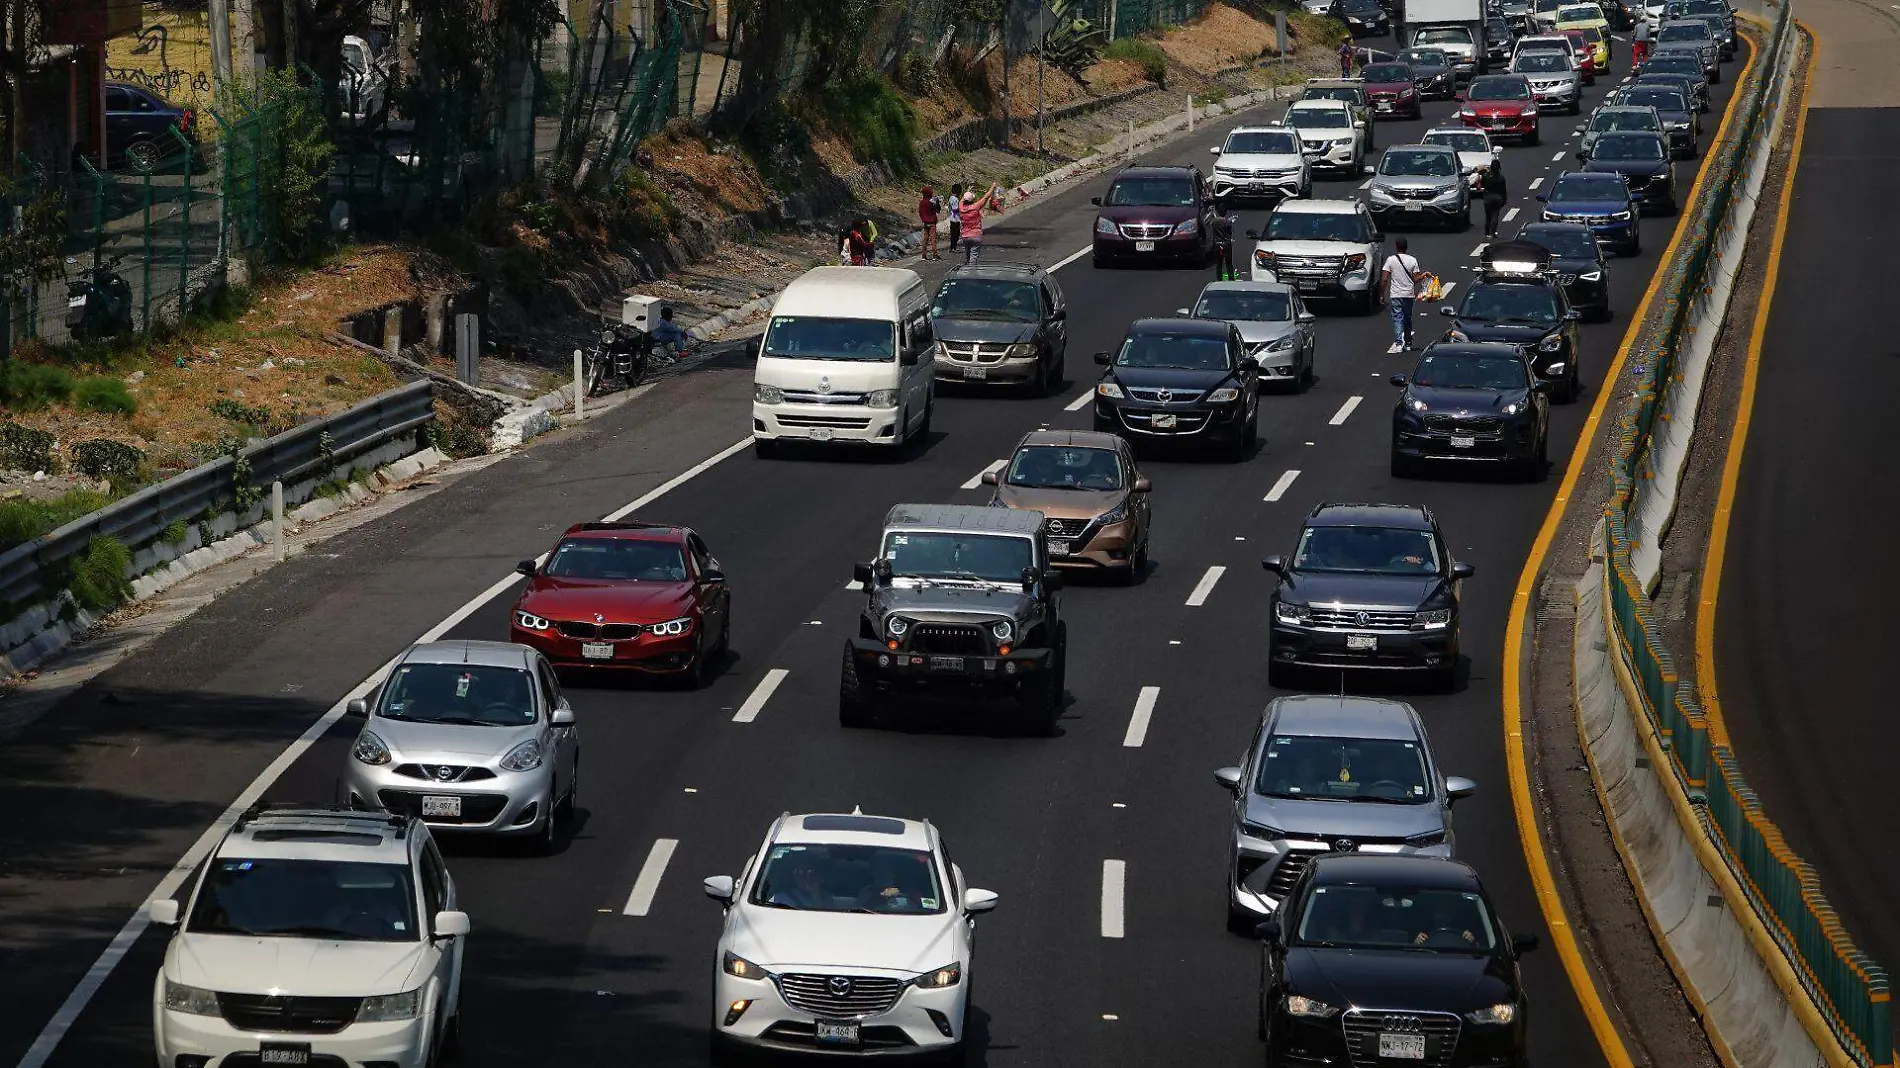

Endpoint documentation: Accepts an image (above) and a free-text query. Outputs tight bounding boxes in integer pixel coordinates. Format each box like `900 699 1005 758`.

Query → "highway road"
0 42 1739 1068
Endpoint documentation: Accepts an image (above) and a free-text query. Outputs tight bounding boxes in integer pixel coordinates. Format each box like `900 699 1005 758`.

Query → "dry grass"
1155 2 1279 72
643 128 776 217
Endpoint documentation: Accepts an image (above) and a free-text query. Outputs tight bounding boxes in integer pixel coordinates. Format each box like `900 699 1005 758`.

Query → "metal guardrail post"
170 126 195 322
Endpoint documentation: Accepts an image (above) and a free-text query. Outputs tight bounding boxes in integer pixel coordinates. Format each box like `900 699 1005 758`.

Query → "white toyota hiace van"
751 267 936 454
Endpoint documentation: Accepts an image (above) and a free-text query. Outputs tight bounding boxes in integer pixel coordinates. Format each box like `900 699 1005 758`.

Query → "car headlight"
1369 186 1398 203
1274 601 1311 624
1095 216 1117 236
514 610 550 631
887 616 910 639
352 730 392 766
1459 107 1477 118
1408 397 1429 411
1206 386 1242 403
1416 608 1453 629
1267 335 1296 353
1545 362 1567 375
1255 249 1275 269
358 988 423 1022
1173 218 1199 236
1332 137 1355 147
1579 269 1603 281
1006 343 1039 359
914 962 963 989
1240 819 1284 840
1097 381 1125 399
1399 87 1416 97
1433 186 1464 202
724 951 769 979
1502 401 1523 415
991 620 1013 643
499 739 545 772
1405 829 1448 847
1468 1002 1518 1025
863 389 900 408
1100 499 1130 524
1611 209 1633 220
753 383 783 405
1537 333 1564 352
163 979 220 1016
1344 253 1368 273
1285 994 1341 1018
650 616 693 636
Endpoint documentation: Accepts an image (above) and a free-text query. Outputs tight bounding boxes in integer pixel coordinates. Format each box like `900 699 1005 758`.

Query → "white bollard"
272 481 284 561
574 349 585 421
1186 94 1194 132
1128 119 1135 157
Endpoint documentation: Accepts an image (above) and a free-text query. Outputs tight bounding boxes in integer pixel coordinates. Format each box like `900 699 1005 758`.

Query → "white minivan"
751 266 937 456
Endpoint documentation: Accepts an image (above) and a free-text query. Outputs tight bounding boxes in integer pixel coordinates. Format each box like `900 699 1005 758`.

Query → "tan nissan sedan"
982 429 1152 583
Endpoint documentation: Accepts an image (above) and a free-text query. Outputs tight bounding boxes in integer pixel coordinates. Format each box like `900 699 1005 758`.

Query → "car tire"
1391 451 1419 479
1534 429 1551 482
1355 288 1377 316
709 1032 749 1068
839 644 875 729
1267 656 1298 690
530 795 558 856
1020 628 1065 736
1226 414 1256 462
1432 660 1459 694
913 402 933 450
557 757 579 819
688 635 719 689
1527 127 1541 146
753 439 781 460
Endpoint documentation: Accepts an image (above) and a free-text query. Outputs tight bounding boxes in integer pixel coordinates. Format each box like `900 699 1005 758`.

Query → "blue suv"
1536 171 1640 256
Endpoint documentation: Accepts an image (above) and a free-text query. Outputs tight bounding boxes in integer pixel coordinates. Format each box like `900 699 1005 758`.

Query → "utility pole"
1035 1 1045 157
208 0 236 88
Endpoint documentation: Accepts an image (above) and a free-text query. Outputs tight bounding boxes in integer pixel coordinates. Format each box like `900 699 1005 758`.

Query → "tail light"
178 109 195 132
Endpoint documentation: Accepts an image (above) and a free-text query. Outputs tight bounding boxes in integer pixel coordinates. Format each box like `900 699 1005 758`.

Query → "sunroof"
801 814 906 835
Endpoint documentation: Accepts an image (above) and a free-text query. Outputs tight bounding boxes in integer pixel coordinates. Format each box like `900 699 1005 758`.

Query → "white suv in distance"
704 811 999 1064
1281 99 1367 178
149 804 468 1068
1208 125 1312 204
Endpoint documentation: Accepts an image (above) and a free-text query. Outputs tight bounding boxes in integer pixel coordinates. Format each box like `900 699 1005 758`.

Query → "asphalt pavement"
0 42 1740 1068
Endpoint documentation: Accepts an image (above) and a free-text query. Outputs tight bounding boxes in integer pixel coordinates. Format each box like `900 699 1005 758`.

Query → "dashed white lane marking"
1468 243 1486 258
1529 176 1544 190
1360 179 1373 190
623 838 679 916
732 669 789 723
1065 390 1095 412
1050 245 1093 272
847 579 864 590
1329 395 1363 426
1551 150 1567 161
1123 686 1161 748
962 459 1005 490
1264 469 1302 502
1185 566 1226 607
1503 206 1520 222
1438 282 1458 301
1101 859 1128 938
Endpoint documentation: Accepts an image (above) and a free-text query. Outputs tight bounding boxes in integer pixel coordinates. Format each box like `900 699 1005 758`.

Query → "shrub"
0 361 74 411
0 488 112 551
162 519 189 544
71 439 145 487
73 376 139 416
1105 38 1169 85
603 169 682 242
737 101 815 193
209 398 272 426
0 422 57 472
818 73 922 175
66 534 132 612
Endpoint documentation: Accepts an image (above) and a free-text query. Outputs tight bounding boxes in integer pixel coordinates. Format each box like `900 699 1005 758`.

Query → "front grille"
1273 255 1344 278
1126 386 1205 404
1221 166 1297 179
941 341 1013 364
777 414 874 429
216 993 361 1034
1422 414 1504 435
781 390 866 405
1119 222 1173 240
554 619 645 640
1121 410 1210 434
1045 517 1094 539
1306 607 1419 631
1342 1009 1463 1068
775 974 906 1019
1388 187 1439 201
907 624 990 656
378 790 510 824
393 763 496 783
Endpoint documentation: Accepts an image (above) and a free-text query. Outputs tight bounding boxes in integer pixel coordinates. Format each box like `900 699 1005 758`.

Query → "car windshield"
1411 350 1531 389
1226 130 1301 155
1363 63 1412 82
932 278 1042 323
1381 149 1457 177
1593 133 1665 161
1295 885 1499 952
1515 51 1569 71
1302 87 1359 103
378 662 536 725
1535 0 1564 11
1117 332 1232 370
1257 733 1433 803
1425 131 1488 154
882 530 1034 582
749 843 947 915
1292 525 1441 574
1401 50 1449 67
1593 109 1658 132
1266 211 1370 242
1467 78 1530 101
1414 27 1471 44
1196 289 1294 321
1550 175 1630 203
1559 4 1600 17
544 538 689 581
1522 227 1598 257
343 42 368 72
1660 22 1709 39
1287 107 1349 129
1006 446 1124 490
1460 282 1561 323
1685 0 1727 13
1105 176 1194 206
763 316 895 362
1623 88 1687 111
1339 0 1379 11
188 858 418 942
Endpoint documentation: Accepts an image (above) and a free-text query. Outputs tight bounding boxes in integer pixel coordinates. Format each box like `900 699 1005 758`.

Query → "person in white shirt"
1380 237 1428 353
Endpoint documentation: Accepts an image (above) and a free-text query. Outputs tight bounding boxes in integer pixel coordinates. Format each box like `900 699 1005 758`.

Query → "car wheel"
1534 429 1551 482
912 402 933 449
1020 630 1065 736
125 139 162 170
530 795 558 855
1390 451 1419 479
1356 288 1377 316
753 439 781 460
557 757 579 819
688 635 719 689
709 1032 748 1068
1432 660 1459 694
839 644 874 729
1527 127 1541 146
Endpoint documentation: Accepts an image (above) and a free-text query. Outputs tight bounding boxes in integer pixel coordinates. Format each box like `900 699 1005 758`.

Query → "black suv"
929 262 1069 395
1516 221 1611 320
1262 503 1471 690
1390 341 1550 481
1438 245 1583 401
1093 317 1259 460
1254 854 1537 1068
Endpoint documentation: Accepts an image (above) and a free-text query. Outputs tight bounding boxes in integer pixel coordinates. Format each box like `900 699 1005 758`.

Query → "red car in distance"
1556 29 1599 82
1360 61 1424 120
509 522 732 685
1458 74 1542 146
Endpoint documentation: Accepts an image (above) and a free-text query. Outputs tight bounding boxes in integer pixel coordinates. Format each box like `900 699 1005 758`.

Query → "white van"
751 266 937 455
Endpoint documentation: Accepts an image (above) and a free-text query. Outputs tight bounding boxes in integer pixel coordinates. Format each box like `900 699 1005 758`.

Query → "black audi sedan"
1093 317 1259 460
1582 131 1678 214
1254 854 1537 1068
1262 503 1471 690
1391 342 1550 481
1516 221 1611 320
1438 263 1582 402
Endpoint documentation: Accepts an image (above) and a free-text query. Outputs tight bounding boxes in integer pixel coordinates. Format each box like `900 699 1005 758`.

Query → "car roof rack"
234 801 409 837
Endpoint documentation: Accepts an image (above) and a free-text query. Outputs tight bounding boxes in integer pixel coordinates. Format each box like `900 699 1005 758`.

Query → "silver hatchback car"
344 640 580 854
1214 695 1475 927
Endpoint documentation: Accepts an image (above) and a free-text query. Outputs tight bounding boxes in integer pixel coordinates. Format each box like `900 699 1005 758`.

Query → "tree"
0 0 50 167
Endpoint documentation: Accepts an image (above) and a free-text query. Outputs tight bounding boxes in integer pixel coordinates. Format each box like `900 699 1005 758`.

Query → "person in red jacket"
918 186 941 260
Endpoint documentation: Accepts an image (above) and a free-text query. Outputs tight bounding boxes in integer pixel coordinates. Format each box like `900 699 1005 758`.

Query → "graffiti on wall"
105 8 226 105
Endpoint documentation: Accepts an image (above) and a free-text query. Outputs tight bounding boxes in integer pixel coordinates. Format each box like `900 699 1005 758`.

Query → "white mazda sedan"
704 811 999 1064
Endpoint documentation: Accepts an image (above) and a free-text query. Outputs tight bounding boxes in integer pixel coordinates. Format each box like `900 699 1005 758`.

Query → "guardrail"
0 380 435 615
1596 2 1893 1063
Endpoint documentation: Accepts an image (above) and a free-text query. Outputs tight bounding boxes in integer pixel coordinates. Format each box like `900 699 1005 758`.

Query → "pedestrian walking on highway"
947 183 965 252
1478 162 1508 239
1632 19 1651 68
919 186 941 260
1338 39 1355 77
1379 236 1427 353
959 183 1004 265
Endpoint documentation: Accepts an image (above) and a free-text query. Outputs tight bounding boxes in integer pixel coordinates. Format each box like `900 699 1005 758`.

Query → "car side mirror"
1255 919 1282 942
980 471 1000 486
1261 554 1286 575
1176 307 1192 316
1209 145 1223 154
1094 350 1111 365
1446 775 1478 800
1215 766 1243 792
1530 380 1551 394
1438 305 1456 317
1244 228 1261 240
1362 164 1377 176
1296 311 1315 324
1021 566 1041 590
1090 196 1103 206
1132 478 1152 493
1390 374 1409 387
551 705 577 726
1370 230 1385 242
703 875 736 903
148 898 180 926
1451 561 1476 579
900 347 920 367
1535 193 1548 202
964 888 1000 914
1512 933 1541 954
702 568 726 584
1052 308 1067 321
515 559 537 577
346 698 369 717
1564 309 1581 320
1043 570 1064 591
854 561 875 586
432 910 471 938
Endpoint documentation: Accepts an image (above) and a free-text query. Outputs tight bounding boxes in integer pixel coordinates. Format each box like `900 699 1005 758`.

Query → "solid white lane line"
732 669 789 724
1503 207 1520 222
1438 282 1457 301
1065 390 1094 412
16 435 758 1068
1050 245 1093 272
962 459 1005 490
1185 566 1226 607
1329 396 1363 426
1551 151 1566 161
1123 686 1161 748
1529 176 1544 190
623 838 680 916
1264 469 1301 502
605 437 756 521
1102 860 1127 938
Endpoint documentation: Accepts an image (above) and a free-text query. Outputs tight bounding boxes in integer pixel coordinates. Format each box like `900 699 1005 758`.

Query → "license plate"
421 795 462 818
1378 1032 1427 1059
815 1020 861 1046
68 295 87 308
964 366 988 380
808 427 834 441
1346 634 1378 652
1402 202 1423 210
1135 240 1155 252
1451 434 1476 448
929 656 965 671
259 1045 311 1067
1293 280 1319 291
1049 539 1071 557
1152 413 1178 429
582 641 615 660
1376 102 1393 110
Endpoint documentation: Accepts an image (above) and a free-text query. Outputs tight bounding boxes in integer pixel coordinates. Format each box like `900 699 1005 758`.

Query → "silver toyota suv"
1214 695 1476 927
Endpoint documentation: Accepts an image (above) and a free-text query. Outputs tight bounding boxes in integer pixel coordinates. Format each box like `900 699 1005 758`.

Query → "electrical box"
621 294 661 334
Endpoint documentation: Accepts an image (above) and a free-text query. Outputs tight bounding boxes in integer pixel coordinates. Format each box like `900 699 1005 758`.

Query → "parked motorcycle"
64 252 134 341
583 322 650 396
